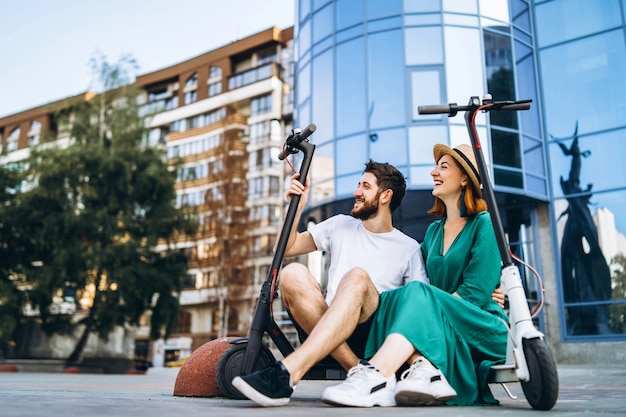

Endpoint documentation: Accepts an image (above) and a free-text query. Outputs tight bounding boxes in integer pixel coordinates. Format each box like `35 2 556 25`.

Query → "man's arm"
274 173 318 257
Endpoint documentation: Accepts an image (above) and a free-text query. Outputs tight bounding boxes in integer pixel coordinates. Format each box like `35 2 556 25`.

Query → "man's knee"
279 263 320 302
339 267 374 292
280 263 311 291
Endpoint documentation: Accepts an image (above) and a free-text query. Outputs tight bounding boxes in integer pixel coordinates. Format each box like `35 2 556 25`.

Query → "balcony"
228 62 282 91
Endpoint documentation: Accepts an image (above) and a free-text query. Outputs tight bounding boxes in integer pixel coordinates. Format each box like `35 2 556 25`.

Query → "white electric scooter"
419 95 559 410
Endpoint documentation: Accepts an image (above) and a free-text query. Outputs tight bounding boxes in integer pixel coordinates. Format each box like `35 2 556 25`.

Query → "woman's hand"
492 287 506 309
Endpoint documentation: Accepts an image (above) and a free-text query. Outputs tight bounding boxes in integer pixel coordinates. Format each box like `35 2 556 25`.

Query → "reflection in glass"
549 129 626 199
523 136 544 176
370 128 407 169
299 0 311 21
336 134 368 176
525 174 546 196
554 127 613 335
540 30 626 135
311 142 336 204
494 168 523 189
405 27 443 65
366 0 401 20
368 30 404 130
313 3 333 44
444 26 483 105
479 0 510 23
411 70 442 121
336 0 363 31
312 49 334 145
608 254 626 334
336 37 366 137
491 129 521 168
408 126 447 165
484 30 517 129
515 45 541 138
337 173 362 198
297 62 311 106
535 0 622 48
443 0 477 14
404 0 440 13
299 18 312 56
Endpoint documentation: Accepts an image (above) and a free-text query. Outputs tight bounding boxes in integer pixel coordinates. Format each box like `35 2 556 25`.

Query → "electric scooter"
215 124 339 399
418 95 559 410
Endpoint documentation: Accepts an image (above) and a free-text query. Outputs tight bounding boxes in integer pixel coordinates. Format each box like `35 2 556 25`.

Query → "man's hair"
363 160 406 212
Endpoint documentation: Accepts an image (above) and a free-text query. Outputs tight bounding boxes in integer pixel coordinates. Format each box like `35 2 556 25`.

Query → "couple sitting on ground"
232 143 509 407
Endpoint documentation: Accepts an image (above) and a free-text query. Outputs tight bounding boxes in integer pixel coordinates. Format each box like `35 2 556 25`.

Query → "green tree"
22 54 196 362
0 164 29 355
609 254 626 333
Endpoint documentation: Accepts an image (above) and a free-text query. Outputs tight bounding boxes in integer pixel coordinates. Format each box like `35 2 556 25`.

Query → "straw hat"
433 143 482 197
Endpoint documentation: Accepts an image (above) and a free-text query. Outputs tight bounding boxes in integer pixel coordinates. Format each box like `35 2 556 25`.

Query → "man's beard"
350 198 379 220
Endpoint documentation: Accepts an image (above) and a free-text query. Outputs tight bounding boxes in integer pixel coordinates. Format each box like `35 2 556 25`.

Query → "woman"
322 143 508 407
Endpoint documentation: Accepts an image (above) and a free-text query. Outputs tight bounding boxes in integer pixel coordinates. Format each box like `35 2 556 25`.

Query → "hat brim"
433 144 482 196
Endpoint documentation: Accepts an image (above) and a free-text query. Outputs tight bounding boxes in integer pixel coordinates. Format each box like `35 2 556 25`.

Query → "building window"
183 73 198 105
249 120 271 144
257 45 277 66
148 87 168 102
251 94 272 116
228 309 239 331
7 127 19 152
208 66 222 97
212 310 221 333
185 72 198 89
165 94 178 110
209 66 222 79
176 311 192 334
28 123 41 147
184 90 197 105
208 81 222 97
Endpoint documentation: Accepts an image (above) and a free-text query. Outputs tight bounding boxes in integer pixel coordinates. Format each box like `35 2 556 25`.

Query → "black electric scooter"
215 124 346 399
419 95 559 410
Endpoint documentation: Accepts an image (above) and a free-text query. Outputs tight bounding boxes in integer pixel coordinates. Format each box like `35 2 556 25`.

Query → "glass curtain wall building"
292 0 626 362
535 0 626 343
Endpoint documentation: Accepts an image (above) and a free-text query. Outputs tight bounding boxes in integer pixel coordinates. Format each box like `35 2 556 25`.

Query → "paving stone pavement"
0 364 624 417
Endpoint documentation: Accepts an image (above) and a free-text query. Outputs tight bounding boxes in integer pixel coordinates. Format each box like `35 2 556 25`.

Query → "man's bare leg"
280 266 380 384
279 263 361 373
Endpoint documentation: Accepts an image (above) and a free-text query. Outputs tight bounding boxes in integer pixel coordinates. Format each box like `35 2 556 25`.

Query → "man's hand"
492 287 506 309
286 173 309 210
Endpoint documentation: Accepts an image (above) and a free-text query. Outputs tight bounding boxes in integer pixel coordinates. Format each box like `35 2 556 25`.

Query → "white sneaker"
322 360 396 407
394 356 457 406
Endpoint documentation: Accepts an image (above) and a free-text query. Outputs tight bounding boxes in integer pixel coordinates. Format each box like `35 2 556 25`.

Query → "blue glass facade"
293 0 626 351
535 0 626 341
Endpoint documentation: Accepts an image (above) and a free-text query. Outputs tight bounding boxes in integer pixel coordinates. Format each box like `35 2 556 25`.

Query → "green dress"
365 211 509 406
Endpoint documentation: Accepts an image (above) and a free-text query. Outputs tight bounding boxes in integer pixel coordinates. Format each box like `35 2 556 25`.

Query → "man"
232 160 428 406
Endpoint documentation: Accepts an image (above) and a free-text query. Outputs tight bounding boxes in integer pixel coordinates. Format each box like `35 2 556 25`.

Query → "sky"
0 0 295 118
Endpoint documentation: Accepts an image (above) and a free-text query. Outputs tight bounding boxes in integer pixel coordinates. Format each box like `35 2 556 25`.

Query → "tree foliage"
0 164 29 353
20 54 196 361
609 254 626 333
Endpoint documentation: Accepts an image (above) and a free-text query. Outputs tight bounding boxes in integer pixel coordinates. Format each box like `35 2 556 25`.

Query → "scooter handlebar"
418 104 453 115
418 99 531 116
496 101 531 111
299 123 317 140
278 124 317 160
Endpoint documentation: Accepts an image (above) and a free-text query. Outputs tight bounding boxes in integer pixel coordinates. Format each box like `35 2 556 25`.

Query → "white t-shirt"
308 214 428 304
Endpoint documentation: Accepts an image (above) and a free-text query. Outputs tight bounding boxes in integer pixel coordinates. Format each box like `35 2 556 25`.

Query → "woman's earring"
460 186 467 217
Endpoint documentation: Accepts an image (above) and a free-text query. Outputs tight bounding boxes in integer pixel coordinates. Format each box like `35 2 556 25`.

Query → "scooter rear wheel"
520 338 559 410
216 342 276 399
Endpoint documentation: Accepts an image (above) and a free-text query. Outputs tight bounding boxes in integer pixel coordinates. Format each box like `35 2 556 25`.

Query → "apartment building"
132 26 294 364
0 27 295 366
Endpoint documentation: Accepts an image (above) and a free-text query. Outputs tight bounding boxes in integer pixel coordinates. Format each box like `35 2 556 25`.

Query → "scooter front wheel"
216 342 276 399
520 338 559 410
